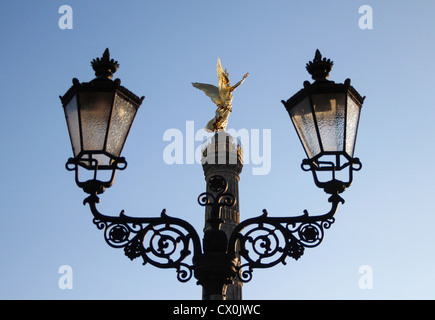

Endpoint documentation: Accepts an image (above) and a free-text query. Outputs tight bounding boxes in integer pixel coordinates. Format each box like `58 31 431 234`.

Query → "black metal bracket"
66 156 127 194
227 193 343 283
83 193 202 283
301 155 362 194
78 174 346 299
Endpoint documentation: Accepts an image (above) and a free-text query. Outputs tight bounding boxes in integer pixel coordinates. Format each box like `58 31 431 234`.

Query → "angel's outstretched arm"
230 73 249 92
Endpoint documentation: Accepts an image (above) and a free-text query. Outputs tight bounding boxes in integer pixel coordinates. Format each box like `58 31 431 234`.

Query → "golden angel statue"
192 58 248 132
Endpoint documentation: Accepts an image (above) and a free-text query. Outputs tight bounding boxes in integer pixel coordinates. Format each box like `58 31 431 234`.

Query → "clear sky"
0 0 434 300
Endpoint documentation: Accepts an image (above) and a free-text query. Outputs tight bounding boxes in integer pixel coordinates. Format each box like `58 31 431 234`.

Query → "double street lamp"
60 49 365 300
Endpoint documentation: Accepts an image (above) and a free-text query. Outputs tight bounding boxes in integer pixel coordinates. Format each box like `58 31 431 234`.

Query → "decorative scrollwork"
197 191 235 210
301 155 362 195
233 216 332 282
228 193 343 283
197 175 235 225
84 194 201 283
125 236 142 260
80 174 345 292
234 212 307 283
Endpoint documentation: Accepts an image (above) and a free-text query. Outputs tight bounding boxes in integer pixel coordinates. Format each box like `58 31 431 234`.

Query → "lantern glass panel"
311 93 346 153
84 153 113 168
106 94 137 157
64 95 81 158
345 96 361 157
79 91 114 152
290 96 321 158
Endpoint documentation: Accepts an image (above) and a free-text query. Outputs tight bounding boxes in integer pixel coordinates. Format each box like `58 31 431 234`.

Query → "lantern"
60 49 144 193
282 50 364 193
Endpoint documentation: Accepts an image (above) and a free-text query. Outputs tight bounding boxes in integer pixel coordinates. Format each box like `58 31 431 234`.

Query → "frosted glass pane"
91 153 112 167
290 97 320 158
64 95 81 157
106 94 137 157
346 96 361 157
312 93 346 152
79 92 114 151
78 153 113 169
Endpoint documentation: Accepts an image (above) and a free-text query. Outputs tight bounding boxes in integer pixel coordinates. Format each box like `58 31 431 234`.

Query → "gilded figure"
192 58 248 132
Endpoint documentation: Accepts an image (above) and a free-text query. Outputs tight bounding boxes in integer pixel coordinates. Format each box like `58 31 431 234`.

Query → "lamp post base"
194 253 237 300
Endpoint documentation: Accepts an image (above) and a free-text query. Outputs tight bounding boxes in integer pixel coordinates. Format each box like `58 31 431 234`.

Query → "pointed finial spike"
306 50 333 81
103 48 110 60
91 48 119 80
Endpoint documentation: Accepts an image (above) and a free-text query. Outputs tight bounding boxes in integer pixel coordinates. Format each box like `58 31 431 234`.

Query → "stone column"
201 132 243 300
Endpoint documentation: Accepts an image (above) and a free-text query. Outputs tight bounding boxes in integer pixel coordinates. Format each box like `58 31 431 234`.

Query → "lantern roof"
59 49 144 107
282 50 365 109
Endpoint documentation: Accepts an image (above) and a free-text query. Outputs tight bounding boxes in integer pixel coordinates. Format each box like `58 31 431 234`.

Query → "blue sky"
0 0 434 300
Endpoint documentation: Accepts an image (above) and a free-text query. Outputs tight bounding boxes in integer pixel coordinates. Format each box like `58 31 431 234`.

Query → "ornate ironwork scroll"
80 174 346 290
227 193 344 283
83 194 202 283
197 175 235 232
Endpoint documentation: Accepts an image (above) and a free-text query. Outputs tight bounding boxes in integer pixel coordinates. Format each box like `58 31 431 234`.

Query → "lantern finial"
91 48 119 80
306 49 334 81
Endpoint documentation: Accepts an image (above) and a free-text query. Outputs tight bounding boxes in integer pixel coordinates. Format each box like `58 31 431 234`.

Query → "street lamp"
60 48 144 194
60 49 365 300
282 49 364 194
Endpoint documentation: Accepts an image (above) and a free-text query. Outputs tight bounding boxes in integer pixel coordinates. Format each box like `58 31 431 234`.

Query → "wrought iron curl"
83 195 201 283
197 175 236 226
197 192 235 208
228 193 344 283
197 174 235 210
197 192 215 207
233 211 305 283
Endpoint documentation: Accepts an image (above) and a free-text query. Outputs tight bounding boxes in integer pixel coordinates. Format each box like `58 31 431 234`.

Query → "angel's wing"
192 82 222 105
217 58 229 92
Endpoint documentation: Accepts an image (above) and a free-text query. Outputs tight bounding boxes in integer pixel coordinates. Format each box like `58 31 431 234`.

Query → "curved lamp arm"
227 193 344 283
83 193 202 283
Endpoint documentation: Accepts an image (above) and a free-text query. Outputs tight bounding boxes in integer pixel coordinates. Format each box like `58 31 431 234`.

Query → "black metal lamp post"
60 49 365 300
